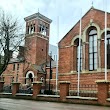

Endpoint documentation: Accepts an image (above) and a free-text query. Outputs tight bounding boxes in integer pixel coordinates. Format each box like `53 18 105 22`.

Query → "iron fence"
70 84 98 97
3 85 12 93
40 84 54 95
19 85 33 94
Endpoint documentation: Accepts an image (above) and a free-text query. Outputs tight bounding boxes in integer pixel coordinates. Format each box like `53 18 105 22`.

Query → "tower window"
39 24 47 36
30 25 34 34
27 24 35 34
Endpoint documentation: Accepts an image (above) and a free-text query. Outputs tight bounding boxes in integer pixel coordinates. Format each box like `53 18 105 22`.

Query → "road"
0 98 110 110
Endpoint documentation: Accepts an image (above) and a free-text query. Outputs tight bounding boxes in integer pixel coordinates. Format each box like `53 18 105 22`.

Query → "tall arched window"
107 33 110 69
89 29 97 70
75 38 82 71
77 44 82 71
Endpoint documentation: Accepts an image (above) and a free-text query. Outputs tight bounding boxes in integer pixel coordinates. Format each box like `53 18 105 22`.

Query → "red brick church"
58 7 110 91
2 7 110 94
2 12 57 91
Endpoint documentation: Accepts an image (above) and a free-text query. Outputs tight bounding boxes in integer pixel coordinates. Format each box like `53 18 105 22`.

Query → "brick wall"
25 36 37 64
3 62 25 85
58 8 110 89
59 47 71 73
36 37 49 65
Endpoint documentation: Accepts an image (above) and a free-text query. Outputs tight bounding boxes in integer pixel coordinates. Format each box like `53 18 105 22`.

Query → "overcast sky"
0 0 109 46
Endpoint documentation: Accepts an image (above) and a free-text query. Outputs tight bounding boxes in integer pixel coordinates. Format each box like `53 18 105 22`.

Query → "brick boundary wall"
1 80 110 106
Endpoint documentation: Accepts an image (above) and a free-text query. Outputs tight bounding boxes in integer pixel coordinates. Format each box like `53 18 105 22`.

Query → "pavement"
0 98 110 110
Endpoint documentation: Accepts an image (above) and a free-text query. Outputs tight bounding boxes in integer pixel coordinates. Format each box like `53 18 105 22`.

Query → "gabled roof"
59 7 110 44
9 57 24 64
32 64 45 73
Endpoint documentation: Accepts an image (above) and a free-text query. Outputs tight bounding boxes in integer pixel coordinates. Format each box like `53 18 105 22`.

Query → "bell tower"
24 13 52 65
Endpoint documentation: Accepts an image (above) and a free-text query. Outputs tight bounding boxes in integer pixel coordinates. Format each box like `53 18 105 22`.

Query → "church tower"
24 13 52 65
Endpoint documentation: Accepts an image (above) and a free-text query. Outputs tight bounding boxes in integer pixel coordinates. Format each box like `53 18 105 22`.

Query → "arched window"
89 29 97 70
40 77 44 82
25 71 34 84
107 33 110 69
75 38 82 71
28 73 33 82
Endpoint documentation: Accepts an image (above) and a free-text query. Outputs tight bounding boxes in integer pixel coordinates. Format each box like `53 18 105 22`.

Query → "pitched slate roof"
9 57 24 64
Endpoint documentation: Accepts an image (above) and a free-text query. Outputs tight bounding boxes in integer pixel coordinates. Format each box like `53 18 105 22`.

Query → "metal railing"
19 85 33 94
3 85 12 93
70 84 98 97
40 84 54 95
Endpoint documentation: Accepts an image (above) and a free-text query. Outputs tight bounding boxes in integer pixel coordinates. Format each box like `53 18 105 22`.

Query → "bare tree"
0 10 24 75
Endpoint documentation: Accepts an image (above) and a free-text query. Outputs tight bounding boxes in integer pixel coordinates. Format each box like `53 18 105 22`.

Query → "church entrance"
25 71 34 85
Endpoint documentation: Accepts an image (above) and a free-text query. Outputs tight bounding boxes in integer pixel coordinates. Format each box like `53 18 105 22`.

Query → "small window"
40 77 44 82
33 24 35 32
27 26 29 34
17 64 19 70
13 64 15 71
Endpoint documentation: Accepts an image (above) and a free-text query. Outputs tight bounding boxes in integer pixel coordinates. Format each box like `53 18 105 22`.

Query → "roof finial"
38 8 39 13
91 0 94 8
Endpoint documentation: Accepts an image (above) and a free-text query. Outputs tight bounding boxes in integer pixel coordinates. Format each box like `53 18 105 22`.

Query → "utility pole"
56 16 59 94
104 0 107 81
45 42 48 92
48 52 52 94
77 9 82 96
